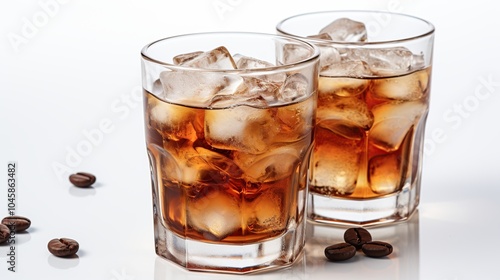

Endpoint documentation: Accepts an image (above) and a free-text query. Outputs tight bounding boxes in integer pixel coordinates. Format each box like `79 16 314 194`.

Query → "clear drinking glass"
141 32 319 273
277 11 435 227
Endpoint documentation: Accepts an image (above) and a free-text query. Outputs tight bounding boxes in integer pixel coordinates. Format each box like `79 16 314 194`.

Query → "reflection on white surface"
3 231 32 245
154 252 307 280
68 185 97 197
47 254 80 270
153 212 419 280
304 211 420 280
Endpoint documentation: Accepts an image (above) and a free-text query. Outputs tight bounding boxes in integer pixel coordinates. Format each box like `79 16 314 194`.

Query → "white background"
1 0 500 279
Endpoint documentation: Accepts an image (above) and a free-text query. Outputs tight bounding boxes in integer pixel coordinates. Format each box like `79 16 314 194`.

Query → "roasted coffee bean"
362 241 393 258
324 242 357 262
2 216 31 232
69 172 96 187
0 224 10 244
344 227 372 249
48 238 79 257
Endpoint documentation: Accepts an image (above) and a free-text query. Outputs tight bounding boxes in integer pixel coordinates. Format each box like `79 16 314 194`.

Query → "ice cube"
372 100 427 123
194 147 243 179
242 77 282 103
370 101 427 151
370 119 412 152
152 79 163 95
371 68 429 101
234 54 274 69
411 53 426 70
233 54 286 84
316 94 374 130
318 45 341 69
209 91 268 108
187 190 241 241
159 139 240 186
319 18 367 42
181 46 236 70
319 61 372 97
311 126 363 195
147 96 202 142
282 44 312 64
248 189 285 234
159 71 247 107
346 47 414 76
173 51 203 65
204 106 278 154
233 145 301 182
319 76 370 98
321 60 372 78
318 120 365 140
159 140 206 185
277 73 309 102
368 152 402 195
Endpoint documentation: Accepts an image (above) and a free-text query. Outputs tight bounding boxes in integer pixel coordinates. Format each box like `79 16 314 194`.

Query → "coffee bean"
2 216 31 232
0 224 10 244
48 238 79 257
362 241 393 258
324 242 357 262
344 227 372 249
69 172 96 187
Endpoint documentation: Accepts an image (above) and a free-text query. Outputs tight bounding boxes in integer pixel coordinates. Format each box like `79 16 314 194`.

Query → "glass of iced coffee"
277 11 434 227
141 32 319 273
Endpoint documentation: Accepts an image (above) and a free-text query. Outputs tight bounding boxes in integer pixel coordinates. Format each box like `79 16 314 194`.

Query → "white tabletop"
1 1 499 279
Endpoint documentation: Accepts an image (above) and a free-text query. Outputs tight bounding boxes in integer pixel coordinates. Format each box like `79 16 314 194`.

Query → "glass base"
307 181 419 227
154 218 306 274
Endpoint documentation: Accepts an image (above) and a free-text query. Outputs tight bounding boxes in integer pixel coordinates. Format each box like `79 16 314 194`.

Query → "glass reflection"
305 211 420 280
154 211 419 280
154 250 306 280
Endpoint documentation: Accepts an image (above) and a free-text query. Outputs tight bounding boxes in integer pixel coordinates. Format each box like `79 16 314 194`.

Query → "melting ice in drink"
309 18 431 198
144 45 314 243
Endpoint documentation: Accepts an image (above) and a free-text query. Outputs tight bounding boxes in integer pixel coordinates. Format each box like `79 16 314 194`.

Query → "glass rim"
276 10 435 46
141 31 320 74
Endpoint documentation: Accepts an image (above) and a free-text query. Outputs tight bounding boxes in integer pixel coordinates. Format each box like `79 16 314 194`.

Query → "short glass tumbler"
277 11 435 227
141 32 319 273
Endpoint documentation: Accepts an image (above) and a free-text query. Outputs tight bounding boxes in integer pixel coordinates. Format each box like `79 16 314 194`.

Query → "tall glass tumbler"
141 32 319 273
277 11 435 227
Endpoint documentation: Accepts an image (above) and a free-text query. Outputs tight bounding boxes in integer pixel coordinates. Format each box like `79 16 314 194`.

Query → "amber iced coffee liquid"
311 67 430 199
144 90 314 244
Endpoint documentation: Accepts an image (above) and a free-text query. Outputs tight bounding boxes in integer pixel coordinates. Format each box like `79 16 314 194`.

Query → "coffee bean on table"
48 238 80 257
0 224 10 244
344 227 372 249
69 172 96 187
2 216 31 232
324 242 357 262
361 241 393 258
